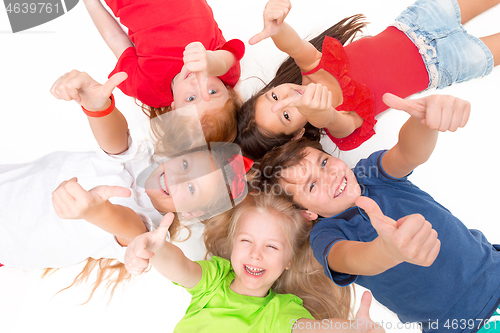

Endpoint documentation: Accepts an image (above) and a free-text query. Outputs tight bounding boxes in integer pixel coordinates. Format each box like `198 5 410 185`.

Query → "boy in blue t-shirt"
255 92 500 333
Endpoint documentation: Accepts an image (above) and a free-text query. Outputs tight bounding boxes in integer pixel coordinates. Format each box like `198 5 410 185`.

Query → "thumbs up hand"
124 213 173 275
249 0 291 45
383 93 470 132
356 196 441 267
51 70 127 112
52 177 131 220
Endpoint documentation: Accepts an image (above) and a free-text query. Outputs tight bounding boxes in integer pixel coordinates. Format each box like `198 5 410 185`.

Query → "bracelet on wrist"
81 93 115 117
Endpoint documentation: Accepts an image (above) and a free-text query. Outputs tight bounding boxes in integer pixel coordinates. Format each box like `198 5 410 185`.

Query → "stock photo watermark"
3 0 79 32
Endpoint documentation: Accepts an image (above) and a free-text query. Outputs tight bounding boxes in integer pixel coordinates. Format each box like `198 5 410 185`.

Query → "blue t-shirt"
310 150 500 333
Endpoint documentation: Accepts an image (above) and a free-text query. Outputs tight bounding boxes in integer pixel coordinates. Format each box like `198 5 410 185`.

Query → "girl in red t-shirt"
236 0 499 160
83 0 245 143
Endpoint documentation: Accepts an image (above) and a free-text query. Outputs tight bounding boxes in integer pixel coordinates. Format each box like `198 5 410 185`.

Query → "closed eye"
268 245 278 250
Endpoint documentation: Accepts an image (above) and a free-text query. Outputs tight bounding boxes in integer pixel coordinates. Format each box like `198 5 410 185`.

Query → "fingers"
356 291 373 320
382 93 426 120
195 72 210 102
394 214 440 266
146 213 174 251
249 0 291 45
90 185 132 201
102 72 128 97
249 26 275 45
124 236 155 275
51 177 89 219
50 70 85 103
183 42 210 101
355 196 397 230
424 95 471 132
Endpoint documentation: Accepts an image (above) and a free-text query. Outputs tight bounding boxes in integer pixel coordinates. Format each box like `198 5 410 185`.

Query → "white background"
0 0 499 332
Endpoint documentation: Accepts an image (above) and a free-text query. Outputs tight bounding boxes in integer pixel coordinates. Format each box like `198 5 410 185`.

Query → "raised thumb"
147 213 175 250
382 93 425 118
356 291 373 320
92 185 132 201
103 72 128 96
356 196 397 233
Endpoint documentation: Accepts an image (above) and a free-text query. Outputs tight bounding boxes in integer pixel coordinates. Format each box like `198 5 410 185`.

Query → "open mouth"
334 177 347 198
159 172 170 195
295 89 303 96
185 71 193 79
245 264 265 276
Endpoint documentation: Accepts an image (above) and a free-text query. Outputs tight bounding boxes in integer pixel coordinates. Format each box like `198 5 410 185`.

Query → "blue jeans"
393 0 494 90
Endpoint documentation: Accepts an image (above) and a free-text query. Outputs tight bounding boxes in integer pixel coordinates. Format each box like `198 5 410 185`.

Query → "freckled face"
230 210 292 297
254 83 308 136
144 151 226 216
280 148 361 218
171 65 229 118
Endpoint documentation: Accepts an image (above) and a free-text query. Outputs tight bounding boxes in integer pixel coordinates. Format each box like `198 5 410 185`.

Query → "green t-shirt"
173 256 314 333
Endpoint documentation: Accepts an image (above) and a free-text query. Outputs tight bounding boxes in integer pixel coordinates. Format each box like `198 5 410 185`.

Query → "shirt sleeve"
176 256 232 297
218 39 245 88
273 296 315 332
310 225 358 287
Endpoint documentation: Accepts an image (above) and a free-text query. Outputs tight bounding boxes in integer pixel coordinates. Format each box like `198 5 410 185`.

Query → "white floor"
1 0 499 332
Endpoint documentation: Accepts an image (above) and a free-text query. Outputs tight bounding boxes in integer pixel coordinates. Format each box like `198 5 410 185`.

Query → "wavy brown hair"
204 192 352 320
236 14 367 161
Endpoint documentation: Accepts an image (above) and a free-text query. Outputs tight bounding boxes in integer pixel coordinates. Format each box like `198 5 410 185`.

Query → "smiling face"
280 147 362 218
254 83 308 136
144 150 226 218
171 65 229 118
230 210 292 297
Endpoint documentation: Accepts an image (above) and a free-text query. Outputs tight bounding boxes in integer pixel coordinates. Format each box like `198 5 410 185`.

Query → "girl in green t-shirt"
125 193 385 332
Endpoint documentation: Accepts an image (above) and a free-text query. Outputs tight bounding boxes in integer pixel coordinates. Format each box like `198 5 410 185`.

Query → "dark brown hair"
252 138 325 204
236 14 367 161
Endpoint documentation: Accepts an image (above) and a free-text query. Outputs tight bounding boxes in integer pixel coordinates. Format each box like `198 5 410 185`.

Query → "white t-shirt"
0 139 163 269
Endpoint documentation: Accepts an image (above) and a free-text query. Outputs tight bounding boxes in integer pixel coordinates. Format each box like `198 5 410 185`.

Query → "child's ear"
170 101 175 110
285 261 292 270
292 128 305 140
181 210 205 219
300 210 318 221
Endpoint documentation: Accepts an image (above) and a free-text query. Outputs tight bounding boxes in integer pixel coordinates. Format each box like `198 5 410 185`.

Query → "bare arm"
125 214 203 288
83 0 133 59
50 70 129 154
325 111 364 138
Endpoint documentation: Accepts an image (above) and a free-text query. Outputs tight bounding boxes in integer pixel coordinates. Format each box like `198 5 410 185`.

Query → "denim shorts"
392 0 494 90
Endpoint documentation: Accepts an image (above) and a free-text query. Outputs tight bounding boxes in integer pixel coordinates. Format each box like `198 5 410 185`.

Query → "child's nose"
249 247 262 260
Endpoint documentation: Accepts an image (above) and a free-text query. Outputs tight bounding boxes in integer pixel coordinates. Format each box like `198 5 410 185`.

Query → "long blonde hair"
204 192 352 320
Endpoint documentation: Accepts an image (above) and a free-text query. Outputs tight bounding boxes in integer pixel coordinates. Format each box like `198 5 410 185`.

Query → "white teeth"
295 90 302 96
159 173 169 195
245 265 265 276
335 178 347 198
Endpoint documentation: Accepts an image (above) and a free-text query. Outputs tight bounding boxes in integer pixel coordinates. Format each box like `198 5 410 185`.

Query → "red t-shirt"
304 27 429 150
105 0 244 108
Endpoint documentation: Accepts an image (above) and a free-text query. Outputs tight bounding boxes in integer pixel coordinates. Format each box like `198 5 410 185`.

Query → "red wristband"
81 94 115 117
